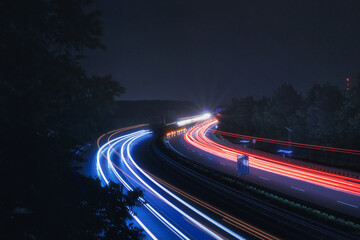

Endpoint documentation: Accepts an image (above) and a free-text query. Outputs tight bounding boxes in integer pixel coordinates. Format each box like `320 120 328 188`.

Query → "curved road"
167 118 360 218
82 122 359 239
94 126 277 239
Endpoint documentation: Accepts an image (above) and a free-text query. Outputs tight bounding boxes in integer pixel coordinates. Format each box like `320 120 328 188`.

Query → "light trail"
122 132 245 240
96 131 142 185
183 118 360 196
97 130 159 239
104 132 201 239
98 130 201 239
96 124 148 184
109 133 277 239
177 113 211 127
97 128 249 239
114 132 192 240
147 172 279 240
211 129 360 155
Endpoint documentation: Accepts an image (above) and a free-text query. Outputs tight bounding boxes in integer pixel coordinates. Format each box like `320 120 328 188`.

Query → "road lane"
96 128 252 240
167 121 360 218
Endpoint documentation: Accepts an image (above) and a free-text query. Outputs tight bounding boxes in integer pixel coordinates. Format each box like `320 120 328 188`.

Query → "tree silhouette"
220 82 360 170
0 0 143 239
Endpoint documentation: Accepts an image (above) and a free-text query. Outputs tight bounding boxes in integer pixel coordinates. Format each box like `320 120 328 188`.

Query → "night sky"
81 0 360 108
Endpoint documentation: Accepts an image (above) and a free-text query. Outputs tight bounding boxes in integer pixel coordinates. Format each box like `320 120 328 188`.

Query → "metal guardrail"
214 134 360 180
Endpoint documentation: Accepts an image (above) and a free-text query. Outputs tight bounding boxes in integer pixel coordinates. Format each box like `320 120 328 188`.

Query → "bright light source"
202 113 211 118
177 113 211 127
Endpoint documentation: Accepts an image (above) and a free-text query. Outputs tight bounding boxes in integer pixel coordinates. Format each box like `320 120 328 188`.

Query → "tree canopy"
0 0 143 239
220 82 360 170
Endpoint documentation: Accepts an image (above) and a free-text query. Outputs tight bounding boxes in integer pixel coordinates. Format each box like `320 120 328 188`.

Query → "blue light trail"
95 128 247 239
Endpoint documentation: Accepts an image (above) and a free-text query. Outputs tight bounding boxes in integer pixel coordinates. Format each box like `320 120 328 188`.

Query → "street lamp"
285 126 293 151
239 139 250 148
277 149 293 157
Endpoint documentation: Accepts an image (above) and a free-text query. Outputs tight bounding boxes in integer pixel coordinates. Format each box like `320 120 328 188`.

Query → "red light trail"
184 118 360 196
209 130 360 156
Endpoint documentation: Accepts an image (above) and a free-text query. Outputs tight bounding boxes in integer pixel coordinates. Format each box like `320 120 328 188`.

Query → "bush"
336 218 345 224
345 221 355 228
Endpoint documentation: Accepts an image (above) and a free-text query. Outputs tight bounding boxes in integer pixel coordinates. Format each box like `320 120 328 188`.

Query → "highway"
94 126 279 240
86 118 360 239
167 118 360 218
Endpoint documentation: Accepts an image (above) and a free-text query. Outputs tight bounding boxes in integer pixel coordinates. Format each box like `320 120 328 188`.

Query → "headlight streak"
183 118 360 196
132 215 157 240
211 129 360 155
177 113 212 127
98 127 194 239
97 130 159 240
97 131 141 185
112 133 278 240
97 127 254 239
123 132 247 240
147 172 280 240
121 132 222 240
107 131 190 240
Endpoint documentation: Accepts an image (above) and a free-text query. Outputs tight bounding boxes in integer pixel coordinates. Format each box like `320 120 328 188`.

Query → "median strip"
290 186 305 192
337 201 358 208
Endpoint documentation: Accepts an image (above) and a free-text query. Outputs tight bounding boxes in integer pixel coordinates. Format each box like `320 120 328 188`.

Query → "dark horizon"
82 0 360 108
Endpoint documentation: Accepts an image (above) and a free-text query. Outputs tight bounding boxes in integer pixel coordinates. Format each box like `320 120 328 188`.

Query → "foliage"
0 0 142 239
219 82 360 169
221 82 360 148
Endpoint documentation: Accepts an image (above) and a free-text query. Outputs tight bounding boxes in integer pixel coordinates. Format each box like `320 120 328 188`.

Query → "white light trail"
123 131 246 240
97 129 247 240
177 113 211 127
98 130 189 240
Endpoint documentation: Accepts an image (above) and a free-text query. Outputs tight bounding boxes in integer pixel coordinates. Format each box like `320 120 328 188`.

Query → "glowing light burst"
177 113 211 127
